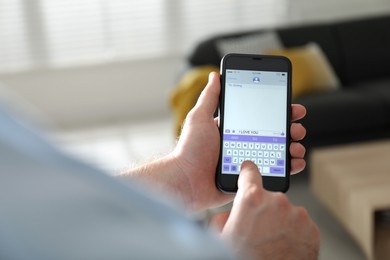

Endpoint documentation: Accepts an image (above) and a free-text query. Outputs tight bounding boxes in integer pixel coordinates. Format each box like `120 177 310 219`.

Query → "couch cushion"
278 24 345 84
265 43 340 99
336 15 390 86
295 89 387 140
188 38 221 67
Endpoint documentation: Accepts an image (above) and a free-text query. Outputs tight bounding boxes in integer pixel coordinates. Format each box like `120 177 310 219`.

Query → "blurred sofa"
180 14 390 153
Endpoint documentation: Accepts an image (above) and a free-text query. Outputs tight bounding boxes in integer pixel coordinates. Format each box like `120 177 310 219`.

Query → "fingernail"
209 72 215 81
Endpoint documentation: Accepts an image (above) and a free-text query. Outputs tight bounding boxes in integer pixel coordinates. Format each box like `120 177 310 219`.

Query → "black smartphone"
216 53 292 193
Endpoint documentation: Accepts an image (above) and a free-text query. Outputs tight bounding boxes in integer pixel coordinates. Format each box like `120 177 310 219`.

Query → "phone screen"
221 69 288 177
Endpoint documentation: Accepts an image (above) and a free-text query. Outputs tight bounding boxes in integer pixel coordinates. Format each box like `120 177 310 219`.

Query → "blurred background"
1 1 390 259
1 0 389 170
0 0 291 171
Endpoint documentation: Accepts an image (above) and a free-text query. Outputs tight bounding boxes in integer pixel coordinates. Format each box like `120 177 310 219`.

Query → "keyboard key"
270 167 284 174
277 159 284 166
222 139 287 176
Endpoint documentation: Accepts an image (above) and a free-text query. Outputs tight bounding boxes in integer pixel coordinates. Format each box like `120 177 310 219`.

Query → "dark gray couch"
186 14 390 153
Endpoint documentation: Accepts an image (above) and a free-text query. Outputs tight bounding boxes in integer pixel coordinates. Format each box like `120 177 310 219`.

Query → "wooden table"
310 140 390 260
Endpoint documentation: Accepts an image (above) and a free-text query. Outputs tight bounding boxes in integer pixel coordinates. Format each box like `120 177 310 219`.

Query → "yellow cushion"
264 43 340 99
170 65 219 137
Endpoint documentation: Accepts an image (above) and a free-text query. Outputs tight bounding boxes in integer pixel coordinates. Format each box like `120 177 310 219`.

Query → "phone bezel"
216 53 292 193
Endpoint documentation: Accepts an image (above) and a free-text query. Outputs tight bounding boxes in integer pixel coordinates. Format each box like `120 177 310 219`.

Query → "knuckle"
185 109 197 122
297 206 309 219
313 223 321 241
272 192 290 208
241 185 263 206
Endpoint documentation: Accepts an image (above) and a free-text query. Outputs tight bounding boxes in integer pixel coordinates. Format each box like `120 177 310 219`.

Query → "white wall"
0 56 184 129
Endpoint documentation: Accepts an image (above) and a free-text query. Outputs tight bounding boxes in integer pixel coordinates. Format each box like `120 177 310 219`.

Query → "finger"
290 158 306 175
291 104 307 122
195 72 221 116
214 117 219 127
208 211 230 232
237 161 263 191
290 123 306 141
290 142 306 159
235 161 264 208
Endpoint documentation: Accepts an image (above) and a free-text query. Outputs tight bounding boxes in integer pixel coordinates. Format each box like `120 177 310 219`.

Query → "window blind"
0 0 289 73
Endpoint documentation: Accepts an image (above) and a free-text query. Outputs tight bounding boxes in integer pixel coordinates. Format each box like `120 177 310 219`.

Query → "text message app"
221 69 288 177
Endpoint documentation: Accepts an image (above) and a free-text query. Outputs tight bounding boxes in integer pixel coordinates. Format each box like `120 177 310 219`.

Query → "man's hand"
121 72 307 212
172 72 307 211
213 161 320 260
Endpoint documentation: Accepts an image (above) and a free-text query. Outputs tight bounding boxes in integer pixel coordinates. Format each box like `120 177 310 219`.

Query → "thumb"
194 72 221 116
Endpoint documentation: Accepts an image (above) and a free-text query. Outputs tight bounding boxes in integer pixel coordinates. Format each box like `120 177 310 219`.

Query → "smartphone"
216 53 292 193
